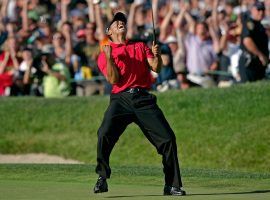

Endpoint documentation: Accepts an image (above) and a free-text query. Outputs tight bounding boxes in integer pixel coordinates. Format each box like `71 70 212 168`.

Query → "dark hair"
22 46 32 52
196 21 209 31
61 21 73 29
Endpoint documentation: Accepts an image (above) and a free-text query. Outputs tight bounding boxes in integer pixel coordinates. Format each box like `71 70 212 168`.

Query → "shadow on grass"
105 195 163 198
105 190 270 198
188 190 270 196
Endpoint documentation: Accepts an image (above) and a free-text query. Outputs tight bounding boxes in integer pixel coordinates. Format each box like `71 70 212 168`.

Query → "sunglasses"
86 26 96 30
53 35 63 40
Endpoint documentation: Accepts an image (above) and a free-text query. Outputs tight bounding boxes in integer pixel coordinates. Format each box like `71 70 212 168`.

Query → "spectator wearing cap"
60 0 86 34
165 35 185 76
162 34 188 90
239 1 269 82
11 47 34 95
70 8 86 32
155 44 178 92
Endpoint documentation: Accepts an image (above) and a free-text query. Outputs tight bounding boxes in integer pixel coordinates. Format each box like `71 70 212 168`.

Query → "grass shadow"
105 195 163 198
188 190 270 196
105 190 270 198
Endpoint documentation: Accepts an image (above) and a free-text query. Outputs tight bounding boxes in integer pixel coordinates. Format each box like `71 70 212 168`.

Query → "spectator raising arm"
184 7 196 34
174 2 188 32
0 0 8 44
61 0 71 24
0 10 8 46
207 17 220 54
9 43 19 71
93 1 106 41
22 0 30 32
126 2 140 39
159 2 174 42
0 51 10 74
62 26 73 65
87 0 95 23
0 0 8 19
211 0 220 33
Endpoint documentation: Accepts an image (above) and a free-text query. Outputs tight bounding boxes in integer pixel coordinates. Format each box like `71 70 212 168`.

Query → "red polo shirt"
97 40 154 94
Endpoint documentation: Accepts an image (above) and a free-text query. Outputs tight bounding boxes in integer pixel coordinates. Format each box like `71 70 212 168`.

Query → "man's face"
251 7 265 21
195 23 208 38
108 20 127 36
168 42 178 53
86 23 96 35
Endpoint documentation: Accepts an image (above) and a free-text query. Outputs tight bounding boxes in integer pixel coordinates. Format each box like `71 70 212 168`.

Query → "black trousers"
239 55 266 82
95 89 183 188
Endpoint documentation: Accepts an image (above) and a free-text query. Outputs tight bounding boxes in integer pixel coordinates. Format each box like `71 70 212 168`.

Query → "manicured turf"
1 81 270 173
0 164 270 200
1 81 270 199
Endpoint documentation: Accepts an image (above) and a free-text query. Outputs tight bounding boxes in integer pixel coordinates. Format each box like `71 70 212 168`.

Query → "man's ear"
106 28 112 37
107 29 112 37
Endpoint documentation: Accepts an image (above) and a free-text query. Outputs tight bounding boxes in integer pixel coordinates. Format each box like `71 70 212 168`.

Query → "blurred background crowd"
0 0 269 97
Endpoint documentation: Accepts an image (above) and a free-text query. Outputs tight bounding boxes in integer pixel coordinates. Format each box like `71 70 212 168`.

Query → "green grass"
0 164 270 200
1 81 270 172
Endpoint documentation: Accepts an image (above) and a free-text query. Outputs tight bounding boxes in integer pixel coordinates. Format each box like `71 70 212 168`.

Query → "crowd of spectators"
0 0 269 97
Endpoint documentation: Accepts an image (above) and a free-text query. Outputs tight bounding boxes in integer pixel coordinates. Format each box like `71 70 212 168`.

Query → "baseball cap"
165 35 177 44
253 1 265 10
22 46 32 52
71 9 85 18
107 12 127 31
76 29 86 38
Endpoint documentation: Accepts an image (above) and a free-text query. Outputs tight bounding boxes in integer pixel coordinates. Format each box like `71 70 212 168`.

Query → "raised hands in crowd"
0 0 269 97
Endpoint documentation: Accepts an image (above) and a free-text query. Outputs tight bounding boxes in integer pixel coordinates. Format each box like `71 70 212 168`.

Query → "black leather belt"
123 88 147 93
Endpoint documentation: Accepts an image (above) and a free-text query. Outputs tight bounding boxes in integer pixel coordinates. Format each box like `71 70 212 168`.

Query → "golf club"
150 1 156 45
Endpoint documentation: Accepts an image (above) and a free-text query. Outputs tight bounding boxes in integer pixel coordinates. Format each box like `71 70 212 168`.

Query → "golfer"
93 12 186 196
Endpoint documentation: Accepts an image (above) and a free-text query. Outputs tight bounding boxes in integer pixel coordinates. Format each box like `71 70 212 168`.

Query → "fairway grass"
1 81 270 172
1 164 269 200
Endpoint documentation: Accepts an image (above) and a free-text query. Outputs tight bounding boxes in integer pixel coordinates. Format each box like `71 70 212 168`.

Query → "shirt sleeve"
242 20 253 39
97 52 107 76
143 42 154 58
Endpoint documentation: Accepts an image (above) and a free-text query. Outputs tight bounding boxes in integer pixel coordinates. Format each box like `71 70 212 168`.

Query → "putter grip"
153 29 156 45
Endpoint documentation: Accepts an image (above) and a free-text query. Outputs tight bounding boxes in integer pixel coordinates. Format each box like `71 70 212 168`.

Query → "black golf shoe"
163 185 186 196
93 176 108 193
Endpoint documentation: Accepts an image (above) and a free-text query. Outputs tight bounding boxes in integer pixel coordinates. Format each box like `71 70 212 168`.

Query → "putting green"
1 180 270 200
0 164 269 200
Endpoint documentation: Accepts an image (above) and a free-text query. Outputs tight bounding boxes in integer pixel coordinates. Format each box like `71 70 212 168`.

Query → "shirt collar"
109 39 129 47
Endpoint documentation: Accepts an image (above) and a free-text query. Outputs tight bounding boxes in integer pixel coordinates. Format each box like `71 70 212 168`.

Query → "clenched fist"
152 42 161 57
103 45 112 59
